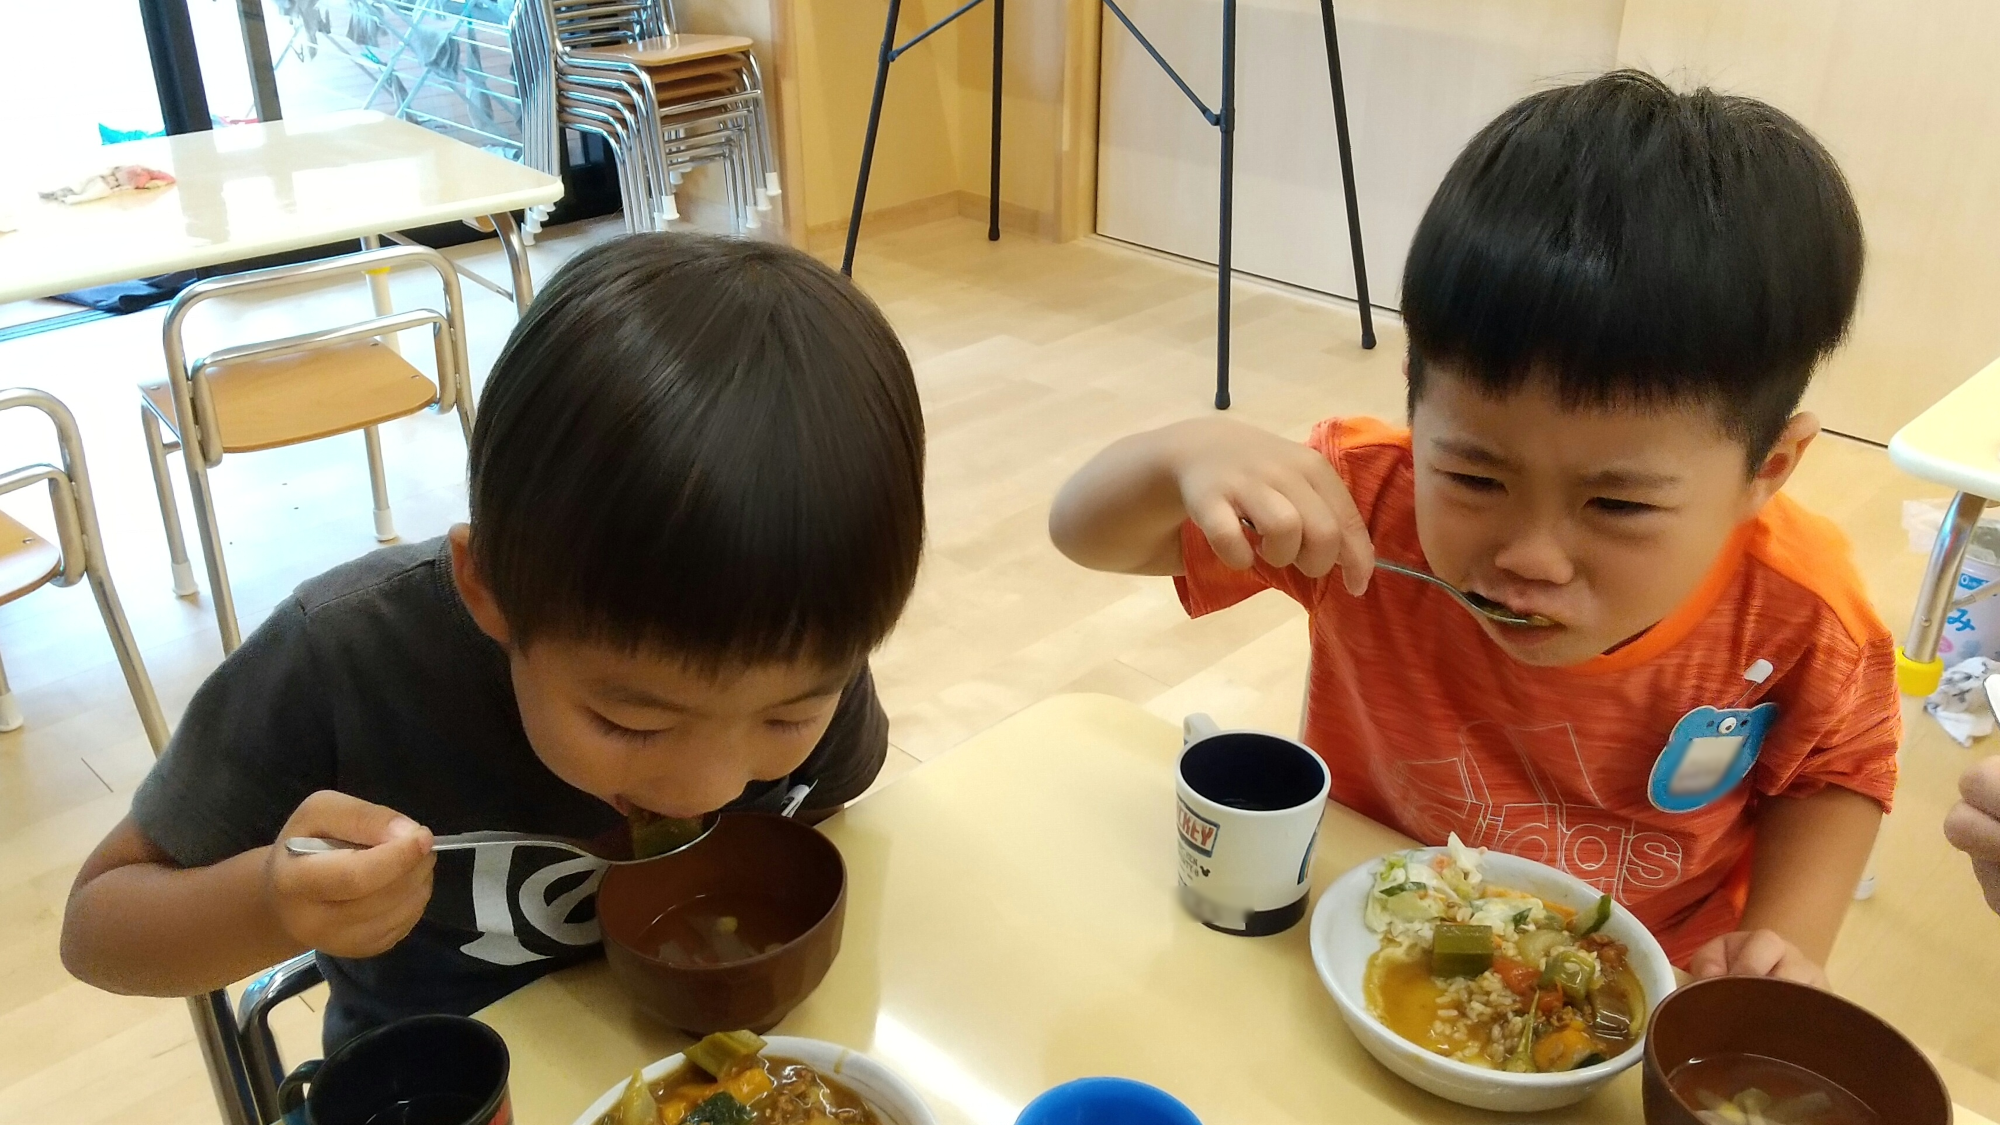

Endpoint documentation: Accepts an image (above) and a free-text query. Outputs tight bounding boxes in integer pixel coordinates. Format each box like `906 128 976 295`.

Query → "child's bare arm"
1049 417 1374 587
62 791 435 997
1690 786 1882 985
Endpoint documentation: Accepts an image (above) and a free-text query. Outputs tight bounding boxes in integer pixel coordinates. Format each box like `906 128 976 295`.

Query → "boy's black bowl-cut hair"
1401 69 1864 466
468 232 924 671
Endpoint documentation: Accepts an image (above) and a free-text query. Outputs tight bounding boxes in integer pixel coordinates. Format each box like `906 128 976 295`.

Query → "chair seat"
142 338 438 454
0 511 60 606
573 33 753 66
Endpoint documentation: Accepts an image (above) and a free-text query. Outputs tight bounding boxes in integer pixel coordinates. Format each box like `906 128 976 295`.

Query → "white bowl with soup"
573 1035 938 1125
1310 839 1679 1113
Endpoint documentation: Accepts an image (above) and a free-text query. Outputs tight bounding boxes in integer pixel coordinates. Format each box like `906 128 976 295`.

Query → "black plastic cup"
279 1014 511 1125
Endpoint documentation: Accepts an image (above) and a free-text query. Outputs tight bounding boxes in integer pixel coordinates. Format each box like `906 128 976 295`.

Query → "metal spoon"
1373 560 1557 628
283 782 818 864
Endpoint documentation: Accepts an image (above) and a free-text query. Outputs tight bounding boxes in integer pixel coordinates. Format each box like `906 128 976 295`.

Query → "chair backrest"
160 244 473 468
0 389 99 592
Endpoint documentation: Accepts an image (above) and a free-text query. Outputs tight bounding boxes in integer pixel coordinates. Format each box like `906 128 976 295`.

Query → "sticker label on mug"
1177 799 1220 857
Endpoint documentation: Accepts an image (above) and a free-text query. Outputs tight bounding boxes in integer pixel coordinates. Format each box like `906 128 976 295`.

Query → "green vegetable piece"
682 1093 754 1125
685 1029 767 1079
1509 908 1533 931
629 812 707 860
614 1068 656 1125
1502 1021 1537 1073
1569 894 1612 937
1516 927 1570 970
1430 923 1496 978
1376 881 1424 897
1540 949 1596 1004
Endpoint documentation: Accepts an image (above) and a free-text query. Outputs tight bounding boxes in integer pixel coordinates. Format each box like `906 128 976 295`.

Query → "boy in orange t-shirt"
1051 71 1896 985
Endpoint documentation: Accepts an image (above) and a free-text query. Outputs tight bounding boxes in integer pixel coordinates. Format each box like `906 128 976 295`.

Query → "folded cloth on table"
38 165 176 205
1927 656 1999 746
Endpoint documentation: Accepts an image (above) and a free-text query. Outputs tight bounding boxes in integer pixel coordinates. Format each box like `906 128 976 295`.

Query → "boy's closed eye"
1441 471 1505 493
1587 496 1663 515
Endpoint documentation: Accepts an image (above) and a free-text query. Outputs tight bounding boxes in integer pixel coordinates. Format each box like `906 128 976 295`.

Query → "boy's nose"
1490 528 1575 587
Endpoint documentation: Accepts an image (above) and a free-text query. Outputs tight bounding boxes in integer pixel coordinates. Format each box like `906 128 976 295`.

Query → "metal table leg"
492 210 536 313
1899 490 1985 696
1213 0 1236 410
843 0 1001 277
988 0 1004 242
1318 0 1374 350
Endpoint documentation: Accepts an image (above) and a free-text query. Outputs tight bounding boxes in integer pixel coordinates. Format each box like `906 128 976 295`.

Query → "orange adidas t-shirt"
1175 418 1901 964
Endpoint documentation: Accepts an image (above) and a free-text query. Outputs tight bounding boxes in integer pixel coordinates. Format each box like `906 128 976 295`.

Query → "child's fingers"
1944 799 2000 862
1972 858 2000 915
290 790 427 850
1235 486 1305 569
1724 929 1792 978
1188 495 1257 570
1959 757 2000 817
282 829 435 904
1296 456 1374 593
1687 934 1735 979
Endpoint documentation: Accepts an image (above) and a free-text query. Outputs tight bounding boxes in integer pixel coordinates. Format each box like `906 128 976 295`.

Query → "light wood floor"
3 216 1999 1122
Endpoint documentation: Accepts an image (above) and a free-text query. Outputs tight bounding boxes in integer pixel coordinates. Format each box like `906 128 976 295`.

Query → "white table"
0 110 563 310
0 111 562 1125
1887 355 2000 696
481 695 1993 1125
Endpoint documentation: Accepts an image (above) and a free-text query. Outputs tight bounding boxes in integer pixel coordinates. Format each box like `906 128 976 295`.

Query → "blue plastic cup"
1015 1077 1203 1125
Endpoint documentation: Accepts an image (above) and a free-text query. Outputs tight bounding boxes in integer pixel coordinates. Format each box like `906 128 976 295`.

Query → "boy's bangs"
468 233 924 671
1401 70 1863 459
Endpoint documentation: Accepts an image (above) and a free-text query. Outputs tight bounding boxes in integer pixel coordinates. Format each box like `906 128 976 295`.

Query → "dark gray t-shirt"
130 538 886 1050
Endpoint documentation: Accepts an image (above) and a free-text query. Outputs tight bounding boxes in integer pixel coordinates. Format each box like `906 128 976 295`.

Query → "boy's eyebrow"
592 672 852 712
1432 438 1681 490
1431 437 1516 469
1580 468 1682 491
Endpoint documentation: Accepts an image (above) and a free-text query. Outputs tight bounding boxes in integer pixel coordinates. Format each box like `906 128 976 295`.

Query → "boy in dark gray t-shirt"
60 233 926 1050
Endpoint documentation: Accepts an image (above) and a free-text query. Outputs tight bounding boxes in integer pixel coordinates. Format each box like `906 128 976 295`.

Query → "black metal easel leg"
989 0 1005 241
844 0 905 276
1213 0 1237 409
1318 0 1374 349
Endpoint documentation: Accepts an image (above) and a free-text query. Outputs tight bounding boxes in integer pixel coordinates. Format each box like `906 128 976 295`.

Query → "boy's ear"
1746 412 1821 512
448 524 513 647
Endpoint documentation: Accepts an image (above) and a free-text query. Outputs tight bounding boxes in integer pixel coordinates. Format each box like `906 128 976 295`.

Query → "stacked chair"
514 0 782 233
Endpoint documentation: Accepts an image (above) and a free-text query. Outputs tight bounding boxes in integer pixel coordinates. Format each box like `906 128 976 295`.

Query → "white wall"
1095 0 1625 307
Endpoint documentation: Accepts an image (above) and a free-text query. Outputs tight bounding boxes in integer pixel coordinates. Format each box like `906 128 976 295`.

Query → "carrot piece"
1492 956 1540 997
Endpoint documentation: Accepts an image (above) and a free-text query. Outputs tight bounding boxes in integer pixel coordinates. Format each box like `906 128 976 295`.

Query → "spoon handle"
282 832 591 858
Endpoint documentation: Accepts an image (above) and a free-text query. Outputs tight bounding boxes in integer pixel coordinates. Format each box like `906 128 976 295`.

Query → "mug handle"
277 1058 323 1119
1182 713 1221 746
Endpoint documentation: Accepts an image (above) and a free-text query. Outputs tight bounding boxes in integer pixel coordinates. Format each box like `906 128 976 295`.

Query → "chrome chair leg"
0 647 20 733
179 441 242 652
363 425 396 542
142 405 199 597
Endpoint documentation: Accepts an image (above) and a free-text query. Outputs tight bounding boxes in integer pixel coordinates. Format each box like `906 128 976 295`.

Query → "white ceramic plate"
1309 847 1680 1113
568 1036 939 1125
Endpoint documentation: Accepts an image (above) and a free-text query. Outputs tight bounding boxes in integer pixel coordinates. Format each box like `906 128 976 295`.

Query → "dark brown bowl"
599 812 846 1035
1642 976 1950 1125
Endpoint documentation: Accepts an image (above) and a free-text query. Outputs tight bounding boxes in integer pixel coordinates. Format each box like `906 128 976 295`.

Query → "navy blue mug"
279 1014 511 1125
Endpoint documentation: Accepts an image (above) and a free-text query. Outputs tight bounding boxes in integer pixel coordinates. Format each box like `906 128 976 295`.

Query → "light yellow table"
0 110 563 309
480 694 1991 1125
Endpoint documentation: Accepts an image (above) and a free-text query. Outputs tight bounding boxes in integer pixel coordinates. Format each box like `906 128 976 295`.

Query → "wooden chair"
0 388 168 749
142 243 472 651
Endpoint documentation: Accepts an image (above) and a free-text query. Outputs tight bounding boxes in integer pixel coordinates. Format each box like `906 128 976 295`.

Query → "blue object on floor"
1015 1078 1202 1125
